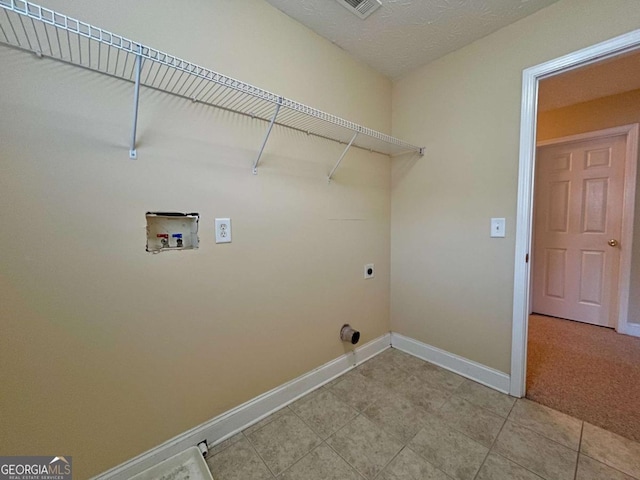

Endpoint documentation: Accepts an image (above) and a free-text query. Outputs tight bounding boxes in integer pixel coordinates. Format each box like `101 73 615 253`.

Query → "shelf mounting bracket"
328 132 358 182
253 98 283 175
129 44 143 159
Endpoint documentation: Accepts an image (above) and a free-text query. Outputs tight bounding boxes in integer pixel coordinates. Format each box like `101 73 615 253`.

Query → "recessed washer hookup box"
146 212 199 253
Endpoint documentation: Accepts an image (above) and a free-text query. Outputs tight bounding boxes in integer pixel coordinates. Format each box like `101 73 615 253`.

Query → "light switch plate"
215 218 231 243
491 218 506 238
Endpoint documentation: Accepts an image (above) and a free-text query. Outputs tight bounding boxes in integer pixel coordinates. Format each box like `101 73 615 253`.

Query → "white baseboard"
93 333 391 480
619 322 640 338
390 333 511 394
94 331 513 479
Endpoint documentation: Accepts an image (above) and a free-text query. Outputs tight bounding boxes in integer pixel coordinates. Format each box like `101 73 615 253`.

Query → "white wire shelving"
0 0 424 179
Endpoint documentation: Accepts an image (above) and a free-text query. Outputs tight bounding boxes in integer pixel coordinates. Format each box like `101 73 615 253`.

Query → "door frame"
533 125 639 326
510 28 640 398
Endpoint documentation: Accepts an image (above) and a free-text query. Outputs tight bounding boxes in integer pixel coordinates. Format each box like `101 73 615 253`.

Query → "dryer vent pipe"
197 440 208 457
340 324 360 345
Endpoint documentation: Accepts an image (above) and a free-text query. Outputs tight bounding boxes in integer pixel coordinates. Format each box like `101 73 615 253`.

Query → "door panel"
532 134 626 327
544 248 566 299
549 181 570 232
579 250 604 306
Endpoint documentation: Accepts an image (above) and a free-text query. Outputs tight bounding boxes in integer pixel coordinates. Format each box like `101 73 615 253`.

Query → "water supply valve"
172 233 183 248
156 233 169 248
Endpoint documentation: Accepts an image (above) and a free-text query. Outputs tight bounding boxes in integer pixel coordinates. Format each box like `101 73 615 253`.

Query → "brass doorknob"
608 239 619 247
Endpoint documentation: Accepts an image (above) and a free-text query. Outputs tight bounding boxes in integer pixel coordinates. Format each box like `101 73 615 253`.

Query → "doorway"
510 29 640 399
532 126 638 328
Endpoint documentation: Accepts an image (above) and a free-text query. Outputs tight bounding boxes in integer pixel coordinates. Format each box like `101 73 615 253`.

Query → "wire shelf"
0 0 424 166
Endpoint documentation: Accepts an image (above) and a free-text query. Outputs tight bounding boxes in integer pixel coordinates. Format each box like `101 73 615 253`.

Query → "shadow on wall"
391 151 422 188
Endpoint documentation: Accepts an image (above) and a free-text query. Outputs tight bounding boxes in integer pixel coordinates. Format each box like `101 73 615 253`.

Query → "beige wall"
391 0 640 373
538 89 640 325
0 1 392 477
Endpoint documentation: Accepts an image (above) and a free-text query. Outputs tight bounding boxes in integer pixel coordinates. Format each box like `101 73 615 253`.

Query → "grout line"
471 410 510 480
273 444 311 478
287 395 331 441
323 411 402 480
241 430 278 479
425 401 503 456
324 438 368 480
487 401 538 480
573 422 584 480
485 452 547 480
507 414 581 452
580 453 640 480
371 445 405 480
225 352 628 480
571 424 640 480
449 390 513 421
505 397 518 419
328 439 369 480
205 431 244 458
471 400 521 480
243 407 286 438
486 422 567 480
507 398 588 453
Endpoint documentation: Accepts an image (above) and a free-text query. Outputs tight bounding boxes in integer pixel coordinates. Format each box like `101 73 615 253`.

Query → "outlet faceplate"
215 218 231 244
364 264 375 279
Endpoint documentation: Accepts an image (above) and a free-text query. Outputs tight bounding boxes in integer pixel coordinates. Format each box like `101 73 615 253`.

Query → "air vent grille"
335 0 381 19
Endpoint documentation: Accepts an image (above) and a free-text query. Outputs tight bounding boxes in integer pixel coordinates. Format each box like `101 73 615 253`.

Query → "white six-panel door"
533 134 627 327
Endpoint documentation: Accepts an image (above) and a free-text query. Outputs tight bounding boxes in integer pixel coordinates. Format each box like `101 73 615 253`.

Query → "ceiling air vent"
335 0 382 19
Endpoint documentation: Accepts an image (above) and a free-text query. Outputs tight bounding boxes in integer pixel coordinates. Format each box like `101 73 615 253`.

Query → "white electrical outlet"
364 264 375 279
215 218 231 243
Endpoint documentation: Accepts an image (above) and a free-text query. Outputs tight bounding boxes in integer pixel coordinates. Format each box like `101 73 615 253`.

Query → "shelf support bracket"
328 132 358 182
253 98 282 175
129 44 143 159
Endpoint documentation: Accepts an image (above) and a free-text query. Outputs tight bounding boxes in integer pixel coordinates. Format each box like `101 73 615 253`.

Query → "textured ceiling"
264 0 560 79
539 50 640 111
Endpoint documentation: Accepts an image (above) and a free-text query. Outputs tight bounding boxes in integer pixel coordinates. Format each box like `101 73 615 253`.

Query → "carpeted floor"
527 314 640 443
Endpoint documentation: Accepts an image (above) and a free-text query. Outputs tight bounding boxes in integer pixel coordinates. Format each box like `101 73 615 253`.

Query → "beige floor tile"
477 453 544 480
453 379 516 417
329 370 391 412
243 407 290 436
290 389 358 439
410 362 465 393
215 353 640 480
208 432 244 457
576 454 637 480
326 414 402 479
357 355 411 390
278 444 361 480
377 348 430 373
437 396 506 447
400 374 450 411
408 416 488 480
494 421 577 480
206 436 274 480
363 391 431 444
246 410 321 476
378 447 452 480
324 371 352 389
509 398 582 450
581 422 640 479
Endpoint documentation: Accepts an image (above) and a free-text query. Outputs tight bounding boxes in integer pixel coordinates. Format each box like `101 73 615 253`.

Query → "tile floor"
205 348 640 480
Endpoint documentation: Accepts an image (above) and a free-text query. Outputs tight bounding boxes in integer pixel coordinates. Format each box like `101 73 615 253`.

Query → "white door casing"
532 133 627 327
510 28 640 398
